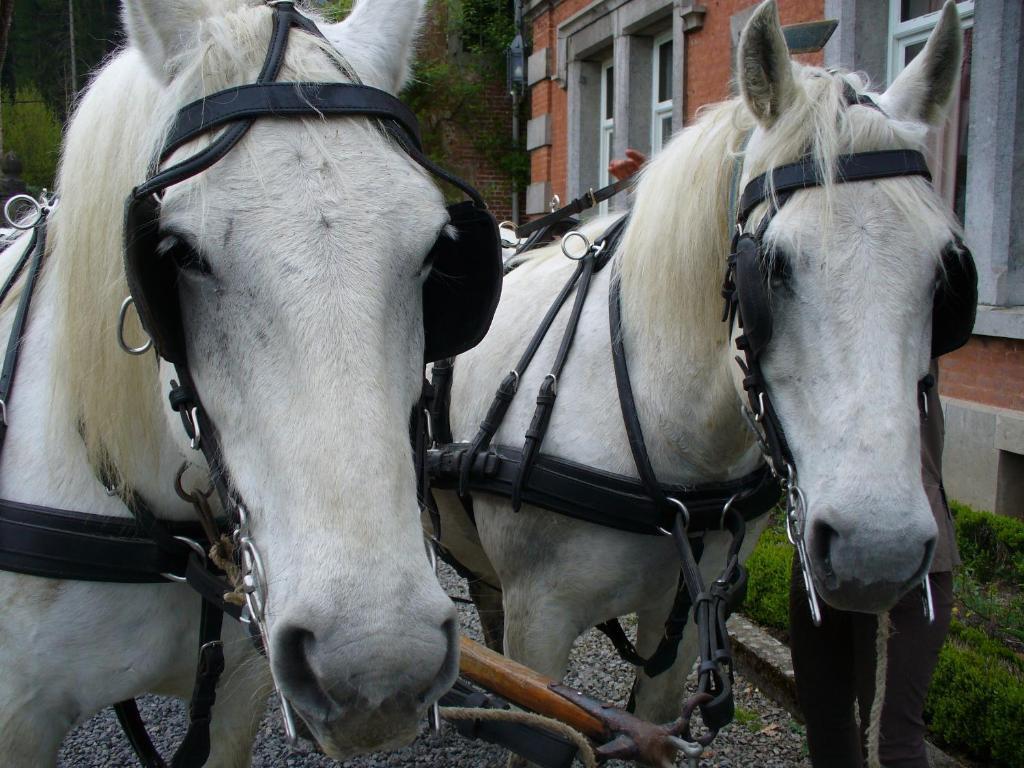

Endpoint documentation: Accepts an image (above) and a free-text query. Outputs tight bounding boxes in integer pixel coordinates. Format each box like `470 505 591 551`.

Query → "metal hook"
117 296 154 356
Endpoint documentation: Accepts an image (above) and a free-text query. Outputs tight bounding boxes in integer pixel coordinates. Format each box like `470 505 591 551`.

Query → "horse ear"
880 1 962 125
738 0 798 128
121 0 212 81
320 0 426 93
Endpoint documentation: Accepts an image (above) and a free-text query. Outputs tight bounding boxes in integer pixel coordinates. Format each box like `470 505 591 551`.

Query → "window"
599 60 615 215
651 34 674 153
888 1 973 221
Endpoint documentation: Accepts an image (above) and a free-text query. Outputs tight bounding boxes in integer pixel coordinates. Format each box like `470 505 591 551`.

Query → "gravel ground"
59 564 810 767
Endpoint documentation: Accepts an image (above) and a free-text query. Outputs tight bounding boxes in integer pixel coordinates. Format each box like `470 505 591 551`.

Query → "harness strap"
512 250 600 511
515 177 633 239
112 599 226 768
457 260 586 496
737 149 931 225
430 443 777 535
170 598 226 768
0 220 47 456
114 700 167 768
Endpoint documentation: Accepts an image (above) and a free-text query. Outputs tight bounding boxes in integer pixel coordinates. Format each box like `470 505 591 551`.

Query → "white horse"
0 0 462 765
435 0 964 730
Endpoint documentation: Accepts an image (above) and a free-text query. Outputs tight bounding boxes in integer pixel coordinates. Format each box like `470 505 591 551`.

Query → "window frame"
599 59 615 215
651 32 674 154
887 1 973 85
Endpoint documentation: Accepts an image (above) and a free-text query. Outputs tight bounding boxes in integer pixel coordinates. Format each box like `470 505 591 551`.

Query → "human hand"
608 149 648 181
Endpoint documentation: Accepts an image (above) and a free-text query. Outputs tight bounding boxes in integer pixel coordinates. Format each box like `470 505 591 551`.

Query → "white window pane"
900 0 944 22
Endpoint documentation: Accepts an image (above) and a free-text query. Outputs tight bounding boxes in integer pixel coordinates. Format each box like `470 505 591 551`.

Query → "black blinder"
931 239 977 359
423 200 502 362
731 233 773 358
124 194 188 365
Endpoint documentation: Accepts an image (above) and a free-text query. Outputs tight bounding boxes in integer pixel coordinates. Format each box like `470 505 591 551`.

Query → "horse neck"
614 122 760 478
0 242 191 520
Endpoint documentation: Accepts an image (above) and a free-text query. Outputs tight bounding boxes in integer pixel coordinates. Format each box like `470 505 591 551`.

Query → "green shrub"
925 621 1024 767
742 519 793 631
2 87 63 190
951 501 1024 586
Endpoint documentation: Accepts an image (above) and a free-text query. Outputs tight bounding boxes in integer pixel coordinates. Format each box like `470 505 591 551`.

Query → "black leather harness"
0 2 501 766
419 216 780 741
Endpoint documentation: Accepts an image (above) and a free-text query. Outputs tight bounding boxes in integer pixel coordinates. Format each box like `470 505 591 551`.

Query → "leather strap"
429 443 778 535
515 176 633 239
0 219 47 458
737 149 931 225
163 82 422 159
0 499 211 583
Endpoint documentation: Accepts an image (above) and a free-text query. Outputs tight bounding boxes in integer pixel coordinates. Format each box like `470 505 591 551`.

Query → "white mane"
619 65 958 352
46 1 369 492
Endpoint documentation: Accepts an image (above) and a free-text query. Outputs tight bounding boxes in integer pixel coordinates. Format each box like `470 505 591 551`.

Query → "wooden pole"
458 636 607 739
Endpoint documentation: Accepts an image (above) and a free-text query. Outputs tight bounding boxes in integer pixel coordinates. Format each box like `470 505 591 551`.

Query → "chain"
234 504 300 744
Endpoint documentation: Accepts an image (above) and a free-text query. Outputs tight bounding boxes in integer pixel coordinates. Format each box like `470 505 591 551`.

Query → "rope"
439 706 598 768
866 611 891 768
208 535 245 607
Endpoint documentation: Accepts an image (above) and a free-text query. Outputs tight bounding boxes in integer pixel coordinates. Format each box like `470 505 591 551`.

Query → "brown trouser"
789 565 953 767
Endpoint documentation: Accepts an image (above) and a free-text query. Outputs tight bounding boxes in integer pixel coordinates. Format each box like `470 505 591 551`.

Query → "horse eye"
763 248 790 286
158 235 212 276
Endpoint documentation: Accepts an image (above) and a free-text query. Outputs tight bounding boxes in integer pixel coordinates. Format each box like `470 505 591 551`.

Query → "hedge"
951 501 1024 587
926 622 1024 767
741 507 1024 767
742 520 792 631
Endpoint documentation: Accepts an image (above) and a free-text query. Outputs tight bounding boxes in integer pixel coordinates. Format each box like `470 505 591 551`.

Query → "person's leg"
790 557 864 768
874 572 954 767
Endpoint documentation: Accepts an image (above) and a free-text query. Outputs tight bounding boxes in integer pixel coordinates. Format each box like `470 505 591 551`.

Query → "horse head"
733 0 967 612
54 0 460 756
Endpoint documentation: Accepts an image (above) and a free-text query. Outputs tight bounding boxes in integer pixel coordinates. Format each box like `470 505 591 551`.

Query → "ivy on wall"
323 0 528 200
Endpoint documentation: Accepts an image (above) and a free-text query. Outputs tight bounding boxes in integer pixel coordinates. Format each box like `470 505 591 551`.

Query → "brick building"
521 0 1023 516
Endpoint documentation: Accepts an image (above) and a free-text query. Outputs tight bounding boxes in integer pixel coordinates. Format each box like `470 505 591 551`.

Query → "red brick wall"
940 337 1024 412
527 0 823 204
684 0 824 121
530 0 593 205
416 6 518 220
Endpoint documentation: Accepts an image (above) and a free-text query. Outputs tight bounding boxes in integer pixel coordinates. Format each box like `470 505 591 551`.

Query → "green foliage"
733 706 763 733
951 501 1024 586
2 86 61 188
742 514 792 631
925 621 1024 767
5 0 122 119
315 0 528 202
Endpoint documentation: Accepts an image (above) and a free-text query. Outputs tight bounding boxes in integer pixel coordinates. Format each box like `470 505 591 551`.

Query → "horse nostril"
274 625 336 714
811 519 839 590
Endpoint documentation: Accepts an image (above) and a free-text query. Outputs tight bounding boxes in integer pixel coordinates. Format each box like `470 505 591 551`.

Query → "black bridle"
722 113 977 624
0 2 499 766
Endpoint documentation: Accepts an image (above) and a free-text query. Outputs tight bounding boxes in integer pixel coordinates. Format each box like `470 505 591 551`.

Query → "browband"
162 82 422 160
738 149 931 224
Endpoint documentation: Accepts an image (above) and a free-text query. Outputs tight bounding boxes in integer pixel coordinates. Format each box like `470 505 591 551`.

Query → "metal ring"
117 296 153 355
159 536 208 582
560 230 591 261
4 195 41 230
667 497 691 531
549 194 561 212
508 369 520 392
544 373 558 395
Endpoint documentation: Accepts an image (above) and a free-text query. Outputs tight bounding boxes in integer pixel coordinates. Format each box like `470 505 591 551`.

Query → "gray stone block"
527 48 549 86
525 181 553 215
525 114 552 150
